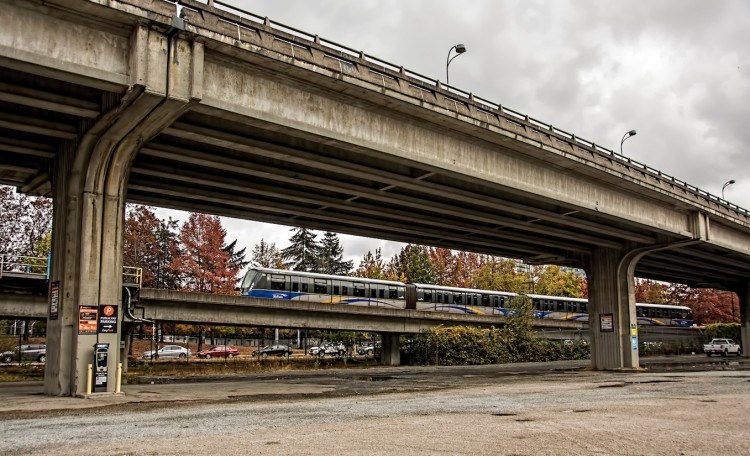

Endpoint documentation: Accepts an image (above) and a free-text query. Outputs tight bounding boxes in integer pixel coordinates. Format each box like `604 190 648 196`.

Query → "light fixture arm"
446 44 466 86
620 129 637 155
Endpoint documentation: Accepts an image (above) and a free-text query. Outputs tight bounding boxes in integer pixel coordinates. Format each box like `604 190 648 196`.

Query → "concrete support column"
585 248 639 370
44 26 202 396
380 333 400 366
737 283 750 358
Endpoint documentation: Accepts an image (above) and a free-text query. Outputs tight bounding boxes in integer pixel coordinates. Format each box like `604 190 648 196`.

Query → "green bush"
409 325 590 366
704 323 740 342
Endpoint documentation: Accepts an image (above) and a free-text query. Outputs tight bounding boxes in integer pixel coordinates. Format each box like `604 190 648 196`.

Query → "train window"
314 280 327 294
370 288 377 298
333 285 340 295
271 275 285 291
424 291 432 302
353 284 365 297
473 295 479 305
342 282 351 295
397 287 405 299
444 293 450 303
581 303 587 313
482 295 490 306
454 294 463 304
389 288 398 299
300 281 309 293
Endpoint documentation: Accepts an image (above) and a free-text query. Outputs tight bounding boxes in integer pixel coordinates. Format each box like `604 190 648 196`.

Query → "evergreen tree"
318 232 353 274
251 239 286 269
222 239 249 288
282 227 320 271
388 244 435 283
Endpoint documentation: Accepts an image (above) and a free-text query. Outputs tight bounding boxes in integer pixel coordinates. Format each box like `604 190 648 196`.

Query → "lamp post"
721 179 736 200
620 130 637 155
446 43 467 86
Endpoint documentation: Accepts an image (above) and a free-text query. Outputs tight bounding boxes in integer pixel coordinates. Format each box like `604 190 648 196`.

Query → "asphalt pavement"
0 355 746 416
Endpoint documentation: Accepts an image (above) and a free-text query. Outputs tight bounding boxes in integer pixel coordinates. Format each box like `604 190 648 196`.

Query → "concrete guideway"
0 358 748 455
0 0 749 396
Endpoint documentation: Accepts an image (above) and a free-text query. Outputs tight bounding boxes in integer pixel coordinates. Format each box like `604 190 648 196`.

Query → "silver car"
1 344 46 363
141 345 191 359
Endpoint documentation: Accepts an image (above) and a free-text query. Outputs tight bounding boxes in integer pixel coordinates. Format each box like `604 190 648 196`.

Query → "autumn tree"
172 213 240 294
471 257 527 293
123 205 181 289
429 248 457 286
282 227 319 272
251 239 286 269
634 279 668 304
354 248 388 279
666 284 734 325
317 232 353 275
533 265 585 297
0 185 52 257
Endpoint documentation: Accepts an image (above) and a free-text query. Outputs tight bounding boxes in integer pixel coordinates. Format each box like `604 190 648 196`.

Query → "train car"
239 267 407 309
526 293 589 321
636 303 693 327
239 268 693 326
411 283 517 315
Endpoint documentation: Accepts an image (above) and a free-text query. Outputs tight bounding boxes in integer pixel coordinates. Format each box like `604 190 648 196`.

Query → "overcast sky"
161 0 750 265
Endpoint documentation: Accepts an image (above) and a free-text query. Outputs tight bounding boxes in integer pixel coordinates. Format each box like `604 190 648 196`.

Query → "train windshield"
240 269 261 291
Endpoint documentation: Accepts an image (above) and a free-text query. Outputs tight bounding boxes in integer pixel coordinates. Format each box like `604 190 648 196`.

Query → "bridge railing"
186 0 749 221
0 254 49 278
0 253 143 288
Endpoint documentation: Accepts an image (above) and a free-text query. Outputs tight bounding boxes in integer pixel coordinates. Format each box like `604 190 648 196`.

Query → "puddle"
353 376 396 382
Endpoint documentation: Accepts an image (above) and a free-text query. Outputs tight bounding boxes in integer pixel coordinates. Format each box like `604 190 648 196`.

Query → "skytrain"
239 268 693 327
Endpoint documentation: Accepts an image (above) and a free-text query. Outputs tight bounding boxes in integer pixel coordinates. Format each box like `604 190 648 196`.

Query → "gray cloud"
197 0 750 262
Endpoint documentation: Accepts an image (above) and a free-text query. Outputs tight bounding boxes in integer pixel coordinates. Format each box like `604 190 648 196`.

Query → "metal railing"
0 254 48 278
0 253 143 288
178 0 749 221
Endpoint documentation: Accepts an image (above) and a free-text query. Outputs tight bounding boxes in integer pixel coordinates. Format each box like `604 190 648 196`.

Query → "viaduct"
0 0 748 396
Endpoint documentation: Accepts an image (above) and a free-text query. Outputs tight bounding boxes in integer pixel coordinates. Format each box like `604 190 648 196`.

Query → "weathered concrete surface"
0 358 748 455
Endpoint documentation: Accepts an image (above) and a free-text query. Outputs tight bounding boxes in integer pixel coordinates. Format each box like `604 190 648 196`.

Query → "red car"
196 345 240 359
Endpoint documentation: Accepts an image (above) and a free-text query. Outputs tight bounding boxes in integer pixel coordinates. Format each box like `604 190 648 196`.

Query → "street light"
721 179 736 200
620 130 637 155
446 43 467 86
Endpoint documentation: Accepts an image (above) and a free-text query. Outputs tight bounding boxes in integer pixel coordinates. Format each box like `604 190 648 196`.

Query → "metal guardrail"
0 254 48 278
0 253 142 288
179 0 749 221
123 266 143 288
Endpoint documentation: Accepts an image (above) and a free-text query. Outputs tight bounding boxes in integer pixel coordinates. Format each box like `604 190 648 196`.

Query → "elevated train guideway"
0 0 749 395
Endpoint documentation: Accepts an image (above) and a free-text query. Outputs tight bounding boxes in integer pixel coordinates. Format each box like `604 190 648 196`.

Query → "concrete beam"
137 288 585 333
0 294 47 319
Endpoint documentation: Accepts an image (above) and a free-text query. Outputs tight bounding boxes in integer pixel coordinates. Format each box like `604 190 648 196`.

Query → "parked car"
703 339 741 357
252 344 293 359
309 342 346 358
141 345 191 360
1 344 46 363
196 345 239 359
357 342 381 356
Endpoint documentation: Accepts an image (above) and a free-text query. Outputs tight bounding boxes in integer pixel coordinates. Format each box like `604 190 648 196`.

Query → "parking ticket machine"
93 343 109 392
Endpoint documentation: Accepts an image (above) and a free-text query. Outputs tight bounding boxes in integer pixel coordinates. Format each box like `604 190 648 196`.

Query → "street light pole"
620 130 637 155
721 179 736 200
446 43 467 86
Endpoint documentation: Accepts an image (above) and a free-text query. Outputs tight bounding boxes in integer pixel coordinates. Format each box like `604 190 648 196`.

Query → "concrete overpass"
0 0 748 395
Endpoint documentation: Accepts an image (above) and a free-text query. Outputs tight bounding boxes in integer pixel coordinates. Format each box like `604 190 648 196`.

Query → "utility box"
93 343 109 392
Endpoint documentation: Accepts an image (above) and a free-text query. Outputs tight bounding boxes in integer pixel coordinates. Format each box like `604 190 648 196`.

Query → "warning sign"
98 305 118 333
78 306 98 334
600 313 614 332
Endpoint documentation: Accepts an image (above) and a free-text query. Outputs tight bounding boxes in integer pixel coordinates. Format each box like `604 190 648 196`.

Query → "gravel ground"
0 363 748 455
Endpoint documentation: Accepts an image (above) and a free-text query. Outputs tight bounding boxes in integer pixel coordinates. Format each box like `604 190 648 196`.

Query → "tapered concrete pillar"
585 248 639 370
44 25 202 396
737 283 750 358
380 333 400 366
